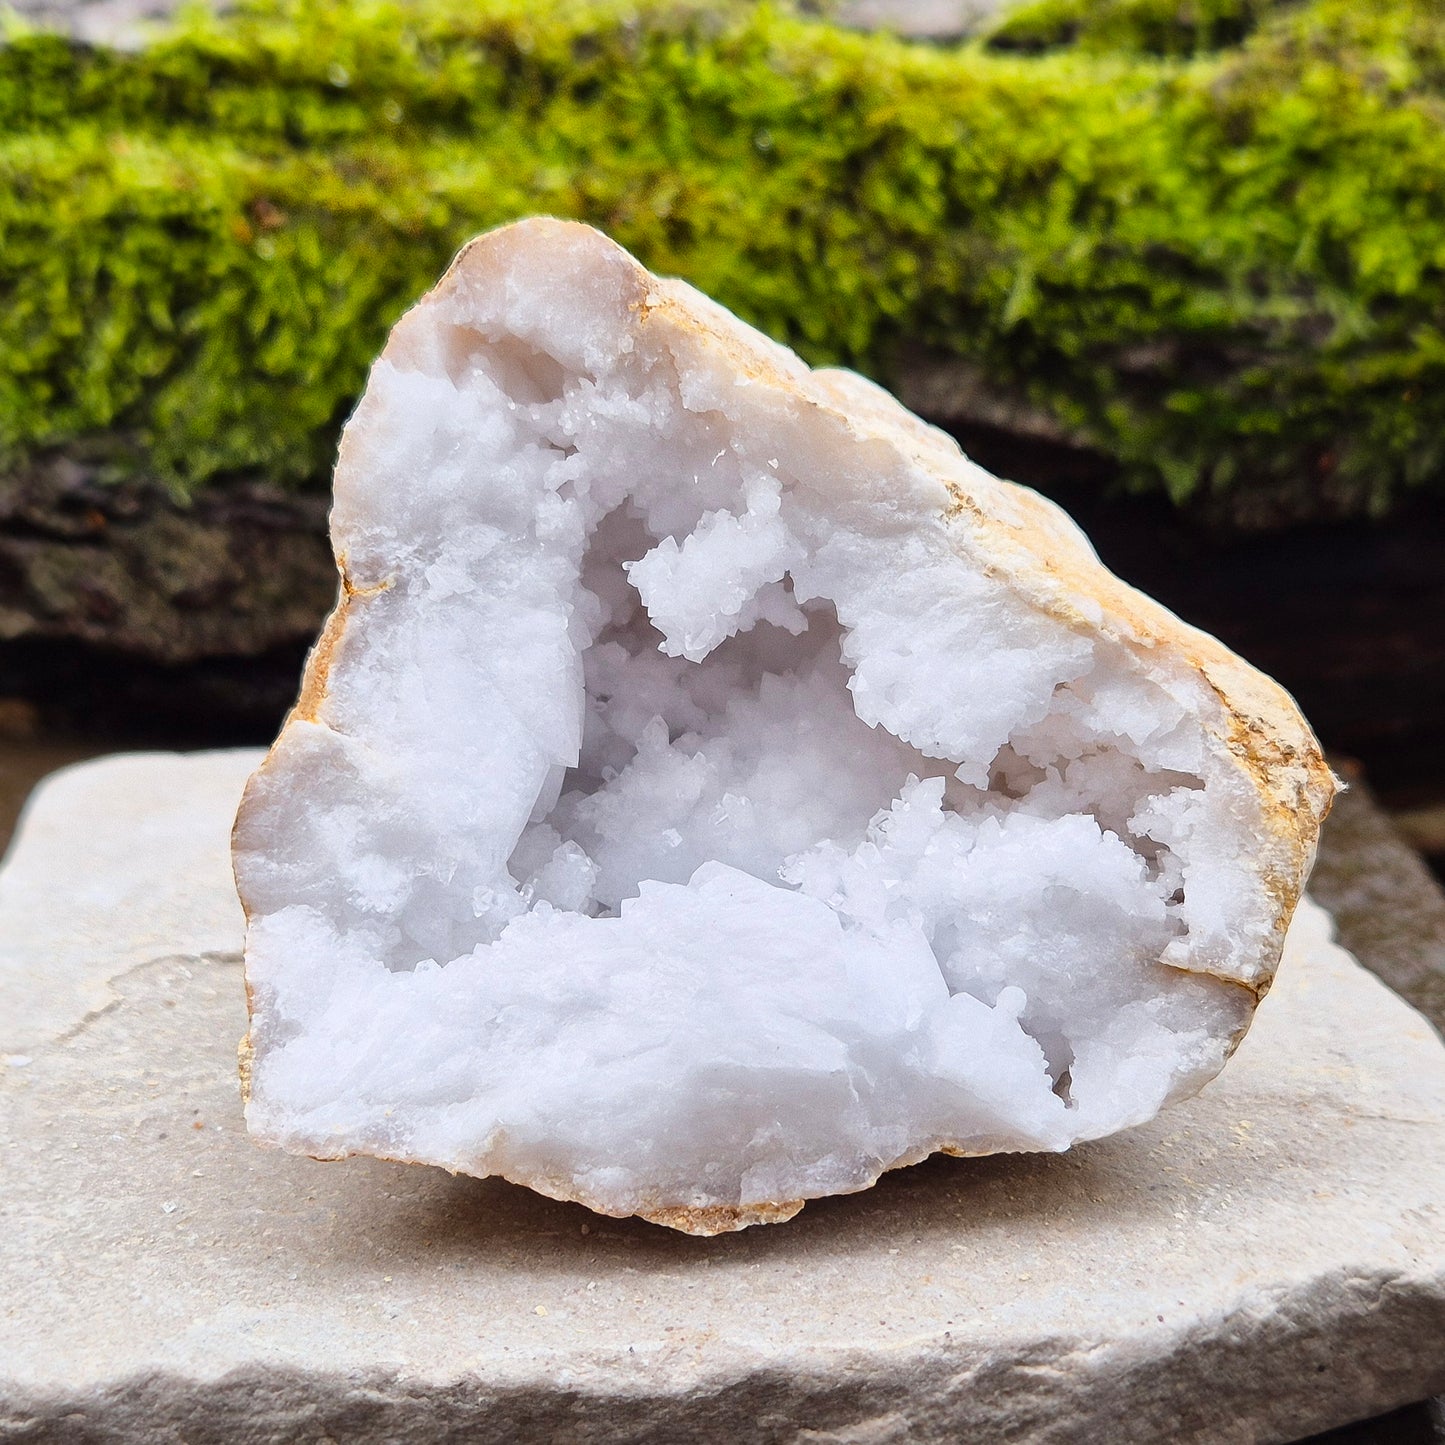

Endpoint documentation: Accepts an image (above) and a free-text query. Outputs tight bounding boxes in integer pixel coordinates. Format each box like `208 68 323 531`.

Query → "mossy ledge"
2 0 1444 521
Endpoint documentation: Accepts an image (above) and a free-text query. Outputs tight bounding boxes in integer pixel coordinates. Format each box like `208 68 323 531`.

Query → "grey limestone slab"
1 752 1443 1444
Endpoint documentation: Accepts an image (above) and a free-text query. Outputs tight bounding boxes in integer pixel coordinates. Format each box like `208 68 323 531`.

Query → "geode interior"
234 220 1332 1231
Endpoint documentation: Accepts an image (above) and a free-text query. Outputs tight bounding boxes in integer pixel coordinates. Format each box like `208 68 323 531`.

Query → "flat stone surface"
2 752 1444 1444
0 750 255 1056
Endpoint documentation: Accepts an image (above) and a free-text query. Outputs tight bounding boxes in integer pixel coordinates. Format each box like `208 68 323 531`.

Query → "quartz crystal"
234 219 1334 1233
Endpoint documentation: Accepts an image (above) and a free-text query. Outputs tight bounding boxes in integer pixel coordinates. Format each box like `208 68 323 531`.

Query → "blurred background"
3 5 1444 1437
0 0 1442 886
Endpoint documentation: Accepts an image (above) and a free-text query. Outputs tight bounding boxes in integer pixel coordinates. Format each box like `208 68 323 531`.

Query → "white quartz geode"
234 219 1335 1234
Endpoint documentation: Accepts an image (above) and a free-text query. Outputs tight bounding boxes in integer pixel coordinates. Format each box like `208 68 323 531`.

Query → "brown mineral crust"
234 217 1336 1234
637 1200 807 1235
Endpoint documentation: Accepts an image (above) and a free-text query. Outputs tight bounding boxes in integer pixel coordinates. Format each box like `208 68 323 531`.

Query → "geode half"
233 219 1334 1233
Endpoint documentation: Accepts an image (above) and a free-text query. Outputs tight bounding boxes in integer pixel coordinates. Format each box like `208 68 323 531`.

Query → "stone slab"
1 752 1444 1445
0 749 256 1056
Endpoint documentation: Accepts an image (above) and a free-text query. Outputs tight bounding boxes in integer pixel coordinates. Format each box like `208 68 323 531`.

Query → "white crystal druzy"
234 220 1333 1232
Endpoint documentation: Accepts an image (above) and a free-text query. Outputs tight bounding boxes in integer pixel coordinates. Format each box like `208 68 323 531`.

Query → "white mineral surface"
234 221 1321 1226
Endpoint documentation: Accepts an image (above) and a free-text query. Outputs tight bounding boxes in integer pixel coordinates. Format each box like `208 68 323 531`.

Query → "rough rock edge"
234 218 1337 1235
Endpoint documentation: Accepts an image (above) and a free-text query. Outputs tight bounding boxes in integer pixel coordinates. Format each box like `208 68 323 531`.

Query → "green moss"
2 0 1444 518
985 0 1283 57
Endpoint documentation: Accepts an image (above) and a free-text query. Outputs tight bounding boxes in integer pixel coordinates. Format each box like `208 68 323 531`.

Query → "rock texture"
0 749 255 1054
0 461 333 666
2 752 1443 1443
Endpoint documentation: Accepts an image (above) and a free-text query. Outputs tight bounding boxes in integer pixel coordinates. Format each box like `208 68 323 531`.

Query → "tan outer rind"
234 218 1336 1235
